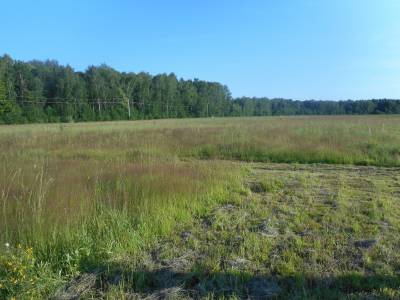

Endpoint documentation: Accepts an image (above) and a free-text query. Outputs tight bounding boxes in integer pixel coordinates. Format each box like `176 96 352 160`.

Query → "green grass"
0 115 399 298
0 158 242 298
131 164 400 299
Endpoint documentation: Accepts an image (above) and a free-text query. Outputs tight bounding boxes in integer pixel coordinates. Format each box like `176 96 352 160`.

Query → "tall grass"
1 115 398 166
0 156 241 297
0 115 399 297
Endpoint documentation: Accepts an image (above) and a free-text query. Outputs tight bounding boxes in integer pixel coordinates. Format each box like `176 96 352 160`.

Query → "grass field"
0 115 400 299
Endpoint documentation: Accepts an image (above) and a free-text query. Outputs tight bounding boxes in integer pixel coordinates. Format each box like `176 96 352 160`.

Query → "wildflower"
4 242 9 248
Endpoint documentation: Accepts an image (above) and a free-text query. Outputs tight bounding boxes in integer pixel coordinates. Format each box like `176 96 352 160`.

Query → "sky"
1 0 400 99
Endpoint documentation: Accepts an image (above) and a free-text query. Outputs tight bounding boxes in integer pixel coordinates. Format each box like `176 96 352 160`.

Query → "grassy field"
0 115 400 299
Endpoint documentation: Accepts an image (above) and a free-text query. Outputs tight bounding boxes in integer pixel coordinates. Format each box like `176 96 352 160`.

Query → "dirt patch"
52 273 97 300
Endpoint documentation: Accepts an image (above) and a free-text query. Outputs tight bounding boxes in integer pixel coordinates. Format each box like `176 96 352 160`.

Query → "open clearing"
1 116 400 299
96 163 400 299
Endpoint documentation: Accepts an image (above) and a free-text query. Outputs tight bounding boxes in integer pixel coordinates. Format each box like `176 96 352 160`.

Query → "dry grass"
0 115 399 298
118 163 400 299
1 115 399 166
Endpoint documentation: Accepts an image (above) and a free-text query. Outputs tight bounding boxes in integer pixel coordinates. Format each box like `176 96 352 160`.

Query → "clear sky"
1 0 399 99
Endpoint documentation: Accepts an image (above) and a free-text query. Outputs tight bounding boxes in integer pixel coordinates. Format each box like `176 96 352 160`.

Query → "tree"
0 54 399 124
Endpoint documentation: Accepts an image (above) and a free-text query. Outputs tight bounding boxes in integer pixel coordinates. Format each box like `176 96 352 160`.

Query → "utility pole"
166 103 169 118
19 73 25 103
140 101 144 120
97 98 101 115
127 98 131 119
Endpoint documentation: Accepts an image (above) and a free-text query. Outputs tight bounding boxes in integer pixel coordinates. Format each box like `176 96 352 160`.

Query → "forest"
1 54 399 124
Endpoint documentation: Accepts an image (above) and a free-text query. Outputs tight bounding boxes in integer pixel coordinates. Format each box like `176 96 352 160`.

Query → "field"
1 115 400 299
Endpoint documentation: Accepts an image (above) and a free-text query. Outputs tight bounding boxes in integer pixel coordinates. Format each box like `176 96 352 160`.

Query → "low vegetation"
0 115 399 298
121 163 399 299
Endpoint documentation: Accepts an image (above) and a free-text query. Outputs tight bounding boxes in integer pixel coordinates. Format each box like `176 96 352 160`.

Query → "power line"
0 98 216 118
0 99 202 108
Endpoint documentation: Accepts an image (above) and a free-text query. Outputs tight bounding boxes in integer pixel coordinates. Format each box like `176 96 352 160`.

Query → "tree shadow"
89 262 400 299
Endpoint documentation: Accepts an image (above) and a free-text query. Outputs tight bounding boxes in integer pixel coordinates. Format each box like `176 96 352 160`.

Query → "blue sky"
1 0 399 99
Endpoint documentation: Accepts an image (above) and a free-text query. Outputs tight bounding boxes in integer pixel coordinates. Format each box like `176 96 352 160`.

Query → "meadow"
0 115 400 299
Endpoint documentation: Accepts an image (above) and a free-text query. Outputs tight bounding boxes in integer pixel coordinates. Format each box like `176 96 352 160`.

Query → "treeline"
233 97 400 116
0 55 231 123
0 54 399 124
